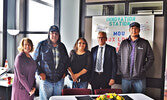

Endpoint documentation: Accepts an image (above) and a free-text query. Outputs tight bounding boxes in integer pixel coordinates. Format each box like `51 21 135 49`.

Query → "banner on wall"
92 15 154 52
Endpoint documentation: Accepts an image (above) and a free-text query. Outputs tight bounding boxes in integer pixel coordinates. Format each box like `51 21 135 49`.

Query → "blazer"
91 44 117 82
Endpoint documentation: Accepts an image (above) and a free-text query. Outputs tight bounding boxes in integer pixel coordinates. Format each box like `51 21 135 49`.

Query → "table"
0 73 14 100
49 93 154 100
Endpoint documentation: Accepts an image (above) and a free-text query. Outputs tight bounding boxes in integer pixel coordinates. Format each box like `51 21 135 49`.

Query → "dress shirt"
52 46 59 69
95 44 106 72
129 36 138 76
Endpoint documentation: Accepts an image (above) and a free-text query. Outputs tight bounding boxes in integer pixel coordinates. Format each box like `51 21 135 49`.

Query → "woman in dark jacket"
11 38 37 100
68 37 92 88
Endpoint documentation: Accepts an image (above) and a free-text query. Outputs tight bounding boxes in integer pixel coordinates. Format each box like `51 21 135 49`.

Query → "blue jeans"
72 82 88 88
122 78 146 93
39 79 64 100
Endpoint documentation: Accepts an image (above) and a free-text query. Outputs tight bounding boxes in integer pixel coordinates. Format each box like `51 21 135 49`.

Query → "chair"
62 88 92 95
94 89 122 94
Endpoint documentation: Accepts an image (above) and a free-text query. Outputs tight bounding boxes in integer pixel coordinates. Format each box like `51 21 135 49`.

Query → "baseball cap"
49 25 59 33
129 22 140 28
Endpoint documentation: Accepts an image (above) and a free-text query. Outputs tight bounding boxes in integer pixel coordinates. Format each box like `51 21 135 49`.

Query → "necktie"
97 47 103 71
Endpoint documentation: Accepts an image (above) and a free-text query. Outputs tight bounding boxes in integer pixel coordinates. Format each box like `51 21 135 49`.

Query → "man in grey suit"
90 31 117 93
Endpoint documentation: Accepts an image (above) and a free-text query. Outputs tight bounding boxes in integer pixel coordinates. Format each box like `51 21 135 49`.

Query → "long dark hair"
73 37 88 51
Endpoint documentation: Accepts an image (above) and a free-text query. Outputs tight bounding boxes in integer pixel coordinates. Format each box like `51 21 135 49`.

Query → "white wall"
60 0 80 53
60 0 80 88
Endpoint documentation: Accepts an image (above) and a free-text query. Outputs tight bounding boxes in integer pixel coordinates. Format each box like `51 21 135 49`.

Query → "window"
0 0 3 66
28 0 54 31
129 1 163 15
26 34 48 56
86 3 125 16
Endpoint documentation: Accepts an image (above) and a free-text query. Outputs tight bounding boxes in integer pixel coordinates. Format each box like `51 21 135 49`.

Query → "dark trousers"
91 72 110 94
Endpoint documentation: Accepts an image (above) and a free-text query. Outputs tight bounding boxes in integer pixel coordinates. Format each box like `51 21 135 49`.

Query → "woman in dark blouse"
68 37 92 88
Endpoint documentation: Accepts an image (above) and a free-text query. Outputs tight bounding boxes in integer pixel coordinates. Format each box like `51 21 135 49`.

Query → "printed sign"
92 15 154 52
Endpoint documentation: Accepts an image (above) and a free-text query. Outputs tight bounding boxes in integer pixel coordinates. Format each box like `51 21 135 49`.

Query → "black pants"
91 72 110 94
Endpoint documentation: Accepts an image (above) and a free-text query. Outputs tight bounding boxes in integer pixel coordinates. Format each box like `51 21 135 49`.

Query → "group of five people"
11 22 154 100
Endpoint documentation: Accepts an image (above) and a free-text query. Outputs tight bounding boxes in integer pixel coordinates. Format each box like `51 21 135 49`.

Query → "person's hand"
109 79 115 86
62 73 66 78
29 87 36 96
71 74 77 82
39 73 46 80
73 74 80 82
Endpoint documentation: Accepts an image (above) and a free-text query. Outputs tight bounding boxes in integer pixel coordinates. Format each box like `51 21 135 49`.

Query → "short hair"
98 31 107 38
18 38 34 53
73 37 88 51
